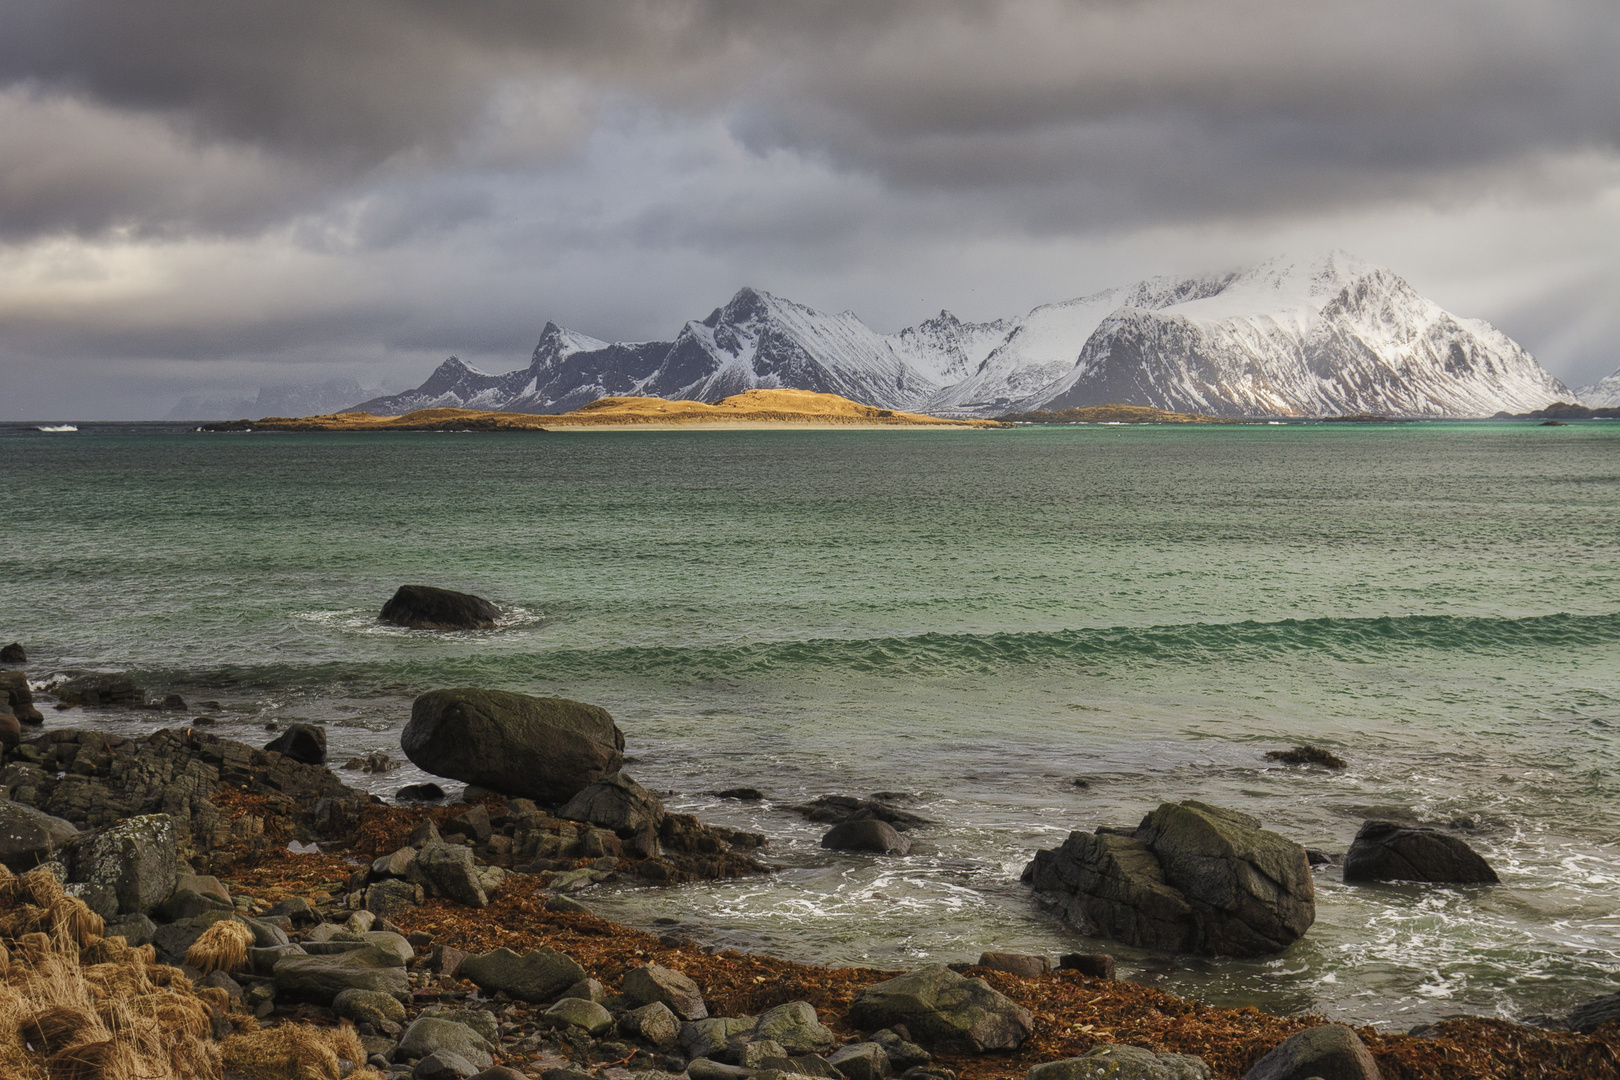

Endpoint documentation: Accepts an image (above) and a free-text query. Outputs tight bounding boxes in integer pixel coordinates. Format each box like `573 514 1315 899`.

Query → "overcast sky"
3 0 1618 418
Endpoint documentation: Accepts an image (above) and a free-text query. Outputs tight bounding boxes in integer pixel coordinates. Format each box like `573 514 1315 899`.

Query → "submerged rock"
379 585 502 630
1023 800 1315 957
1343 820 1500 884
0 642 25 664
402 688 625 803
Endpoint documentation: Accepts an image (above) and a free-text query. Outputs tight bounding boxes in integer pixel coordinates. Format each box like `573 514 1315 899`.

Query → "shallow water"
3 419 1618 1027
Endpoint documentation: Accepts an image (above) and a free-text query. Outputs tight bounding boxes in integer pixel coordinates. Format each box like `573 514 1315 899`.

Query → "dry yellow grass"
184 920 253 976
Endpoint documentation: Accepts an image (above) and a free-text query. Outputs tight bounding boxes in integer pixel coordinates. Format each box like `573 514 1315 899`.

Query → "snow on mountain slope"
1025 253 1570 418
1577 366 1620 407
886 310 1010 386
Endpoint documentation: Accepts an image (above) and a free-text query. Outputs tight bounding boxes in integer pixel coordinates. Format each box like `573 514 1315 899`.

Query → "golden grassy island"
203 389 1011 431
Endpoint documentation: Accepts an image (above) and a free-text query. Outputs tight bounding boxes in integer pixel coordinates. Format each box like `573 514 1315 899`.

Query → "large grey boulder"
543 997 615 1036
849 964 1033 1052
399 1016 495 1069
1342 821 1499 885
64 813 178 918
415 841 488 907
1242 1024 1380 1080
272 947 410 1004
559 772 665 836
683 1016 758 1061
1029 1045 1211 1080
0 800 79 870
459 946 585 1003
620 1001 681 1049
380 585 503 631
752 1001 836 1055
402 688 625 803
621 961 708 1021
1024 801 1314 957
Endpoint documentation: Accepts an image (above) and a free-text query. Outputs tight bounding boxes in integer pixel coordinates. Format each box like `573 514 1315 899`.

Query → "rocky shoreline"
4 644 1620 1079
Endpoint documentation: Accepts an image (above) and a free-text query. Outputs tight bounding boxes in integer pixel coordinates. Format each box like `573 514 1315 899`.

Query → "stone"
64 812 178 918
361 930 415 966
346 910 377 933
414 1049 482 1080
709 787 764 801
427 944 468 976
1342 821 1500 885
469 1070 527 1080
1023 801 1315 958
158 874 235 920
543 997 615 1036
0 671 44 724
0 709 19 752
739 1042 789 1069
403 688 625 803
977 952 1049 978
793 795 931 830
0 800 80 870
822 819 913 855
399 782 448 802
380 585 503 631
458 946 586 1003
50 674 142 709
828 1043 892 1080
559 772 666 837
334 987 408 1029
238 916 290 948
399 1016 495 1069
621 1000 682 1049
1241 1024 1379 1080
546 893 591 914
151 910 236 965
751 1001 835 1055
850 964 1034 1053
415 841 488 907
367 878 424 920
622 961 709 1020
264 723 328 765
443 804 493 844
870 1030 930 1071
418 1006 500 1048
1564 991 1620 1034
560 977 606 1003
104 912 158 947
682 1016 759 1061
272 948 410 1004
688 1061 756 1080
1057 954 1116 980
1029 1045 1212 1080
265 896 319 925
0 642 25 664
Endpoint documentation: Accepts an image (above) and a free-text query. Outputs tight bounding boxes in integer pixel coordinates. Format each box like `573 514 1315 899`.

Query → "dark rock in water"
1057 953 1116 979
398 782 447 802
1241 1023 1379 1080
708 787 764 801
379 585 502 631
1306 849 1338 867
50 673 143 709
402 688 624 803
794 794 932 831
0 670 43 724
976 952 1049 977
1563 991 1620 1034
264 722 327 765
821 819 913 855
160 693 187 711
850 964 1033 1052
0 800 80 869
1343 820 1500 884
1023 800 1315 957
559 772 665 836
1031 1045 1211 1080
1264 745 1347 769
0 642 24 664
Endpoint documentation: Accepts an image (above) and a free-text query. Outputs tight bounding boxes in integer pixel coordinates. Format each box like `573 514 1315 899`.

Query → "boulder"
399 1016 495 1070
752 1001 836 1055
0 671 42 724
1057 954 1116 980
64 813 178 918
827 1043 891 1080
1024 801 1315 957
264 723 327 765
0 709 19 751
402 688 624 803
419 1007 500 1047
333 987 408 1030
794 795 931 830
380 585 502 631
1564 991 1620 1034
683 1016 759 1061
620 1001 681 1049
367 878 424 920
398 782 448 802
849 964 1033 1053
272 948 410 1004
1342 821 1500 884
443 804 493 844
821 819 912 855
414 1049 482 1080
0 642 24 664
977 952 1049 978
104 912 158 947
559 772 665 836
459 946 585 1003
0 800 79 869
622 961 708 1021
415 841 488 908
1029 1045 1211 1080
543 997 615 1036
1241 1024 1380 1080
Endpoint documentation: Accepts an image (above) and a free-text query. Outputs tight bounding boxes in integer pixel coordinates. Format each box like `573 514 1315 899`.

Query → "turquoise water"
3 420 1618 1027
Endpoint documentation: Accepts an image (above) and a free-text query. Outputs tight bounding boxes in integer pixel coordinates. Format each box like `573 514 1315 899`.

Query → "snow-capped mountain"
1577 366 1620 407
167 378 380 420
350 254 1570 420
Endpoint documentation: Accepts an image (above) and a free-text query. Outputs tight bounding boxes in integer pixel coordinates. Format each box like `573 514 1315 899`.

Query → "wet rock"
829 1042 893 1080
51 674 143 709
469 1069 527 1080
621 1001 682 1049
273 947 410 1004
1342 821 1500 885
402 688 625 803
709 787 764 801
976 952 1049 978
688 1061 755 1080
160 693 188 711
850 964 1033 1053
64 812 178 918
793 795 931 831
1241 1023 1379 1080
399 782 447 802
622 961 709 1020
1563 991 1620 1034
543 997 615 1036
1024 801 1314 957
399 1016 495 1070
380 585 503 631
1030 1045 1211 1080
459 946 585 1003
0 670 43 724
822 819 912 855
0 800 79 870
1056 954 1115 980
751 1001 836 1055
0 642 25 664
560 771 666 836
415 841 488 907
1263 745 1347 770
264 722 327 765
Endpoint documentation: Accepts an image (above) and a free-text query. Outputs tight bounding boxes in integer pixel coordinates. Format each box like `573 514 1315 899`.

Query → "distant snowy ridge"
1577 366 1620 408
350 252 1571 419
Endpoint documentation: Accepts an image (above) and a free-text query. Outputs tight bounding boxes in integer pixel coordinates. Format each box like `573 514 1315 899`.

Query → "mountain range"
324 254 1579 419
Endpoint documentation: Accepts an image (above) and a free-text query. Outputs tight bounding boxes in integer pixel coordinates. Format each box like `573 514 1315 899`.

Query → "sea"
3 419 1618 1029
